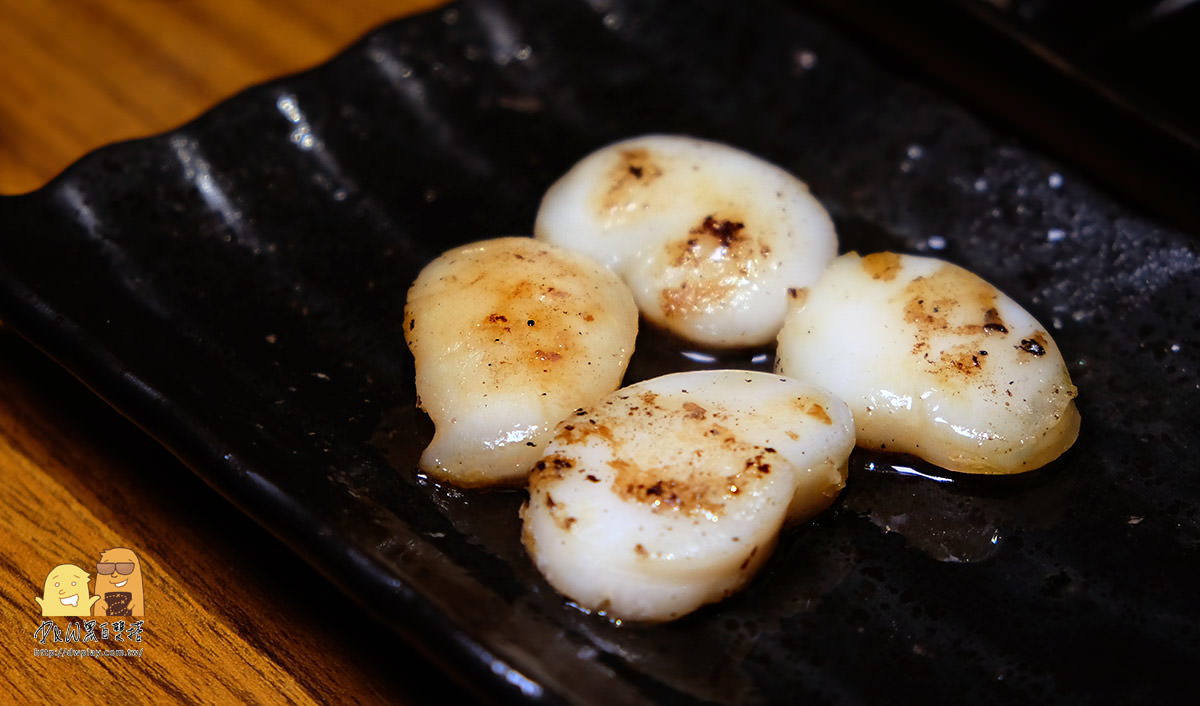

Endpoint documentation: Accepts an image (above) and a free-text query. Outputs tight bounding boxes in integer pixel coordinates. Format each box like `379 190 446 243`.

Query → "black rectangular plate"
2 1 1198 703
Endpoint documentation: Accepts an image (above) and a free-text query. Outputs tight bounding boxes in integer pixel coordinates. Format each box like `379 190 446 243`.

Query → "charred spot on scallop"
1017 334 1048 357
521 370 854 622
600 148 665 212
776 251 1080 475
534 134 837 348
403 237 638 487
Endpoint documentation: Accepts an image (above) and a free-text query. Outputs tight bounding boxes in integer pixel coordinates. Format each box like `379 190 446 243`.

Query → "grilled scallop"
521 370 854 622
776 251 1080 474
534 135 836 348
404 237 638 486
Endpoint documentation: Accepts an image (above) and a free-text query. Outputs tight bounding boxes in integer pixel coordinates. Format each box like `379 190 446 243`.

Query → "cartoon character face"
35 564 100 617
93 547 144 617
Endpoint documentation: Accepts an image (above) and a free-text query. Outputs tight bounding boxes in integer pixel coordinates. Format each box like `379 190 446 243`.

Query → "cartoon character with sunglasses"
92 547 144 617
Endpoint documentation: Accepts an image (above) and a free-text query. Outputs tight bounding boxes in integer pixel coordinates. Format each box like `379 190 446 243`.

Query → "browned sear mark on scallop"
610 459 677 505
900 266 1022 384
903 292 958 331
706 423 731 437
695 215 746 248
660 281 724 319
645 480 667 497
982 307 1009 334
861 252 902 281
505 278 537 300
804 400 833 425
609 458 736 516
536 490 578 532
903 267 999 335
1017 333 1048 356
483 312 514 335
935 344 987 376
744 451 773 474
738 545 759 571
544 494 577 531
619 149 660 181
532 455 576 482
554 420 615 445
671 215 751 267
658 213 773 319
599 148 664 212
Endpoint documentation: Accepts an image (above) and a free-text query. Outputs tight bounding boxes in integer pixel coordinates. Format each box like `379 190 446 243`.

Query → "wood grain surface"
0 1 481 703
0 0 445 194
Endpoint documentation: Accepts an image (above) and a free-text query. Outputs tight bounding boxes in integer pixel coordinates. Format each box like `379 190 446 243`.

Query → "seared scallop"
534 135 836 348
404 237 638 486
521 370 854 622
776 251 1080 474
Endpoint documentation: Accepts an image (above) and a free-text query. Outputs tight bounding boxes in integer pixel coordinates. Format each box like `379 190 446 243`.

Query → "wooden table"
0 2 478 703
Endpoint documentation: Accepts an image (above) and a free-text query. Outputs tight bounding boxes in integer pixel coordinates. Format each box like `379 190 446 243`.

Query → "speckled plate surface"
2 0 1198 703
